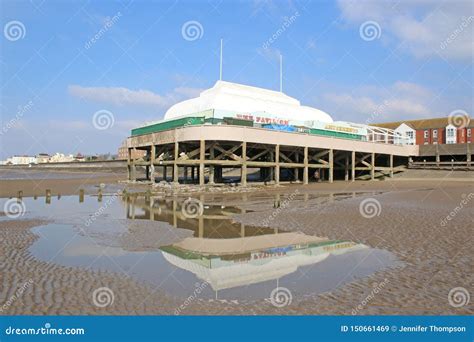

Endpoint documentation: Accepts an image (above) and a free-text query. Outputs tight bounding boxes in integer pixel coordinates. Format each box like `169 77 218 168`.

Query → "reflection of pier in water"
121 193 378 293
123 195 282 239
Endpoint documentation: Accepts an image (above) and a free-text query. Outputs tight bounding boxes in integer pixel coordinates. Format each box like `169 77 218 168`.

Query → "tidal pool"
3 193 401 301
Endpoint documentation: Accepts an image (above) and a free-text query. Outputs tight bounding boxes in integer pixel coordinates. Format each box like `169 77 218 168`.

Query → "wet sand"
0 179 473 315
0 173 125 198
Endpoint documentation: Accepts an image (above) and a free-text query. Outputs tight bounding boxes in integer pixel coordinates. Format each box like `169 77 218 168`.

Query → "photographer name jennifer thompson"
340 325 467 333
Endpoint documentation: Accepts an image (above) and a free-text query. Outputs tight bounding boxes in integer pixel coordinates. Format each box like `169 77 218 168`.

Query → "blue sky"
1 0 473 158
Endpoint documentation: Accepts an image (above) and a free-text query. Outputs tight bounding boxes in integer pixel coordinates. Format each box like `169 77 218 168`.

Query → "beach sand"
0 176 473 315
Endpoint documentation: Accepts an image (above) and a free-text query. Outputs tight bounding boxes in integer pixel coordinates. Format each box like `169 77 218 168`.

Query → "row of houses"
1 153 85 165
375 117 473 145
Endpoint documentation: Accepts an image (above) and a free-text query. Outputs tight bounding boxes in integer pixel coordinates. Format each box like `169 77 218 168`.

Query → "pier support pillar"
163 166 167 182
199 140 205 186
329 149 334 183
351 151 355 182
209 146 215 184
173 141 179 183
241 141 247 186
275 144 280 185
344 153 349 181
294 152 299 182
467 143 471 167
150 145 156 183
184 166 188 183
371 152 375 180
303 146 308 185
389 154 394 178
129 148 136 182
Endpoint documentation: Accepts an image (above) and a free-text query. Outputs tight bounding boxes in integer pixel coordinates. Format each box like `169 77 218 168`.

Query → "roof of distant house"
374 117 473 130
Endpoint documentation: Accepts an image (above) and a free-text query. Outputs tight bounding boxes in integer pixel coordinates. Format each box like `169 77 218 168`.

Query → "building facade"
376 118 473 145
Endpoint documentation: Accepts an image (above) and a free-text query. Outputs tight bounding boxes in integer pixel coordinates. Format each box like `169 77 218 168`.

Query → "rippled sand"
1 179 473 315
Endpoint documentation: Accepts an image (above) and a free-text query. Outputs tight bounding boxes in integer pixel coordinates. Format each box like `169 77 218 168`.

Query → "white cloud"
68 85 203 108
321 81 434 123
337 0 474 60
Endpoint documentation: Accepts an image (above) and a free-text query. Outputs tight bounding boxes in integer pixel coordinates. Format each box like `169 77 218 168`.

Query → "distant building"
49 153 75 163
375 117 473 145
36 153 50 163
6 155 37 165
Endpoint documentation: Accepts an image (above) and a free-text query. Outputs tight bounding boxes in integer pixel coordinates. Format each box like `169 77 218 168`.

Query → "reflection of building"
122 194 367 291
161 234 366 291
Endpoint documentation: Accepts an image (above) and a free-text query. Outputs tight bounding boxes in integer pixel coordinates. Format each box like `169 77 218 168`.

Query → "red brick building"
375 117 473 145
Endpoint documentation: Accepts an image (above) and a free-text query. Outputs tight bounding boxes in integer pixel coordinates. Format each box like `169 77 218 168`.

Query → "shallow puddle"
2 194 400 301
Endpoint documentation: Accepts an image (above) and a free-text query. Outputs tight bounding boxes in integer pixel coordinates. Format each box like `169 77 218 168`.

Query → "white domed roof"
164 81 333 123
